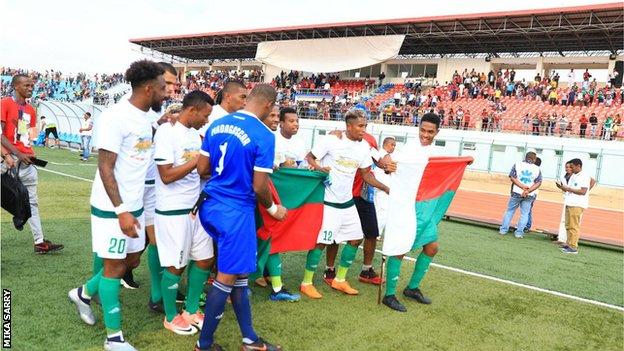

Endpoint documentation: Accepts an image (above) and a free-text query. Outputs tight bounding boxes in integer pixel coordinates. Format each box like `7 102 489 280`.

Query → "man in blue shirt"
195 84 286 351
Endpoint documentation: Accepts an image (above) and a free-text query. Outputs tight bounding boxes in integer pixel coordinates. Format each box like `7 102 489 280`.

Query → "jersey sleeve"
95 113 124 154
200 127 211 156
359 146 374 169
254 131 275 173
310 135 335 160
153 126 174 165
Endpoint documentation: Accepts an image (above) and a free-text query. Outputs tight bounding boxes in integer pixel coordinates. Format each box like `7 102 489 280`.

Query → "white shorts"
316 204 364 245
143 185 156 227
155 212 214 269
92 212 146 259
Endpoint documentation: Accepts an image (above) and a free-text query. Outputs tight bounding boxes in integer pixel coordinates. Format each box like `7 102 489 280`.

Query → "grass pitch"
1 148 622 351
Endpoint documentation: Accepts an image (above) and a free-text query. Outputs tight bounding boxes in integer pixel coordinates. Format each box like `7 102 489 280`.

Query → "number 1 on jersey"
215 142 228 176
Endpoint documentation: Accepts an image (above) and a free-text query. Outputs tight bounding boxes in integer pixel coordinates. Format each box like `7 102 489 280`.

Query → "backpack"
1 164 32 230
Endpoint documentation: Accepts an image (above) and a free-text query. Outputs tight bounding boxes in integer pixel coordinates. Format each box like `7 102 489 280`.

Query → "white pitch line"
36 167 624 312
38 168 94 183
48 161 97 167
375 248 624 312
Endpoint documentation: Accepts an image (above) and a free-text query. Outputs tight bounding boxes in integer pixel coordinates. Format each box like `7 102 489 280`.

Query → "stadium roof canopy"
130 3 623 62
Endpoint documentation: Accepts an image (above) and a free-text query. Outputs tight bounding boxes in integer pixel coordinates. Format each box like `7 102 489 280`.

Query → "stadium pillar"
607 59 616 75
536 57 544 78
179 66 187 84
237 60 242 73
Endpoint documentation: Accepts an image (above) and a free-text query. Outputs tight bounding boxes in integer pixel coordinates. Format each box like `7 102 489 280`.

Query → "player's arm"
253 171 287 220
561 184 588 196
304 151 330 172
197 154 211 178
157 158 198 184
99 149 139 238
359 166 389 194
589 177 596 190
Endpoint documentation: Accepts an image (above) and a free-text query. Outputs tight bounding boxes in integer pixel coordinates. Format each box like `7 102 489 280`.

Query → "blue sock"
198 280 232 349
230 278 258 344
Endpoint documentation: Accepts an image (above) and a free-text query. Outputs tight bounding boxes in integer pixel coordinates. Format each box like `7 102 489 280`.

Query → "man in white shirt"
153 91 215 335
79 112 93 162
198 80 247 138
499 152 542 239
274 107 306 168
556 158 590 254
68 60 168 351
299 109 389 299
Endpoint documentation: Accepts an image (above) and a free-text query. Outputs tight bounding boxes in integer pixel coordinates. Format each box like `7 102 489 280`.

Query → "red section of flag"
257 179 323 254
416 156 473 202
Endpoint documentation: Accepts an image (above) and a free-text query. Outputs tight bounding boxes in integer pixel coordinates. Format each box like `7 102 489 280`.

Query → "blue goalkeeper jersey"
200 111 275 210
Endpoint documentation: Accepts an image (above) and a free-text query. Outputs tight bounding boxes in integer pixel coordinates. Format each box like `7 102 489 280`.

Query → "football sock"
385 256 403 296
147 244 163 303
92 253 103 275
106 331 124 342
302 248 322 284
335 244 358 281
408 252 433 290
250 238 270 282
84 268 103 297
99 276 122 334
230 278 258 344
198 280 232 349
186 263 210 314
361 264 372 272
161 270 181 322
267 254 282 292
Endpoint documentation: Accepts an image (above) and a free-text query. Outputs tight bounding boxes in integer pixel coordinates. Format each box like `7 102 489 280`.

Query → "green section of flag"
270 168 327 208
412 190 456 249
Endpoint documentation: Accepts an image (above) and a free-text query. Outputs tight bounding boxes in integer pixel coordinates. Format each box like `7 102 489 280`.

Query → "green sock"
408 252 433 290
303 249 322 284
92 253 103 275
99 276 122 334
250 238 271 281
85 268 103 297
267 254 282 291
385 256 403 297
147 244 163 303
335 244 358 281
185 263 210 314
161 270 181 322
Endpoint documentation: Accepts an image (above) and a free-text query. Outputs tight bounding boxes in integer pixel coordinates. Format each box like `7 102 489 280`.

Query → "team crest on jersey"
131 135 153 161
335 156 360 171
134 137 152 152
182 149 199 163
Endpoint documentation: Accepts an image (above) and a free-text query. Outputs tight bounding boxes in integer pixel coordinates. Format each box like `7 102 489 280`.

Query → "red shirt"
352 132 378 198
1 97 37 155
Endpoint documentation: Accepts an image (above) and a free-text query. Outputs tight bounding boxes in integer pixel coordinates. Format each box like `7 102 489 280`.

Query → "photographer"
1 74 64 254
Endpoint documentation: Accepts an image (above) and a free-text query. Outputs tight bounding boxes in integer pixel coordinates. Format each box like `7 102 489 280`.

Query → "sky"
0 0 612 74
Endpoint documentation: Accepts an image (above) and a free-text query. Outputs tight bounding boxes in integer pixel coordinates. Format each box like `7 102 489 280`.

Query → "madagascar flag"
256 168 327 254
414 156 473 248
383 155 473 256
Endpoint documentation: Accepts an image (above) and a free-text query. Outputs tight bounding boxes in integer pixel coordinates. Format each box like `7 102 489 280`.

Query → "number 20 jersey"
200 111 275 210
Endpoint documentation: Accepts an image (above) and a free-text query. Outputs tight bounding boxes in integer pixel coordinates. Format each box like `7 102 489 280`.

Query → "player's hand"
328 130 343 139
16 152 32 165
282 159 296 168
118 212 140 238
157 113 177 126
521 190 529 197
271 205 288 221
382 185 390 195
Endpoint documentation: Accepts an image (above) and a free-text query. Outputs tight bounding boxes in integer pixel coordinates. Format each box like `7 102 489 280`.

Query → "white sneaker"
181 310 204 330
68 287 96 325
104 340 137 351
163 314 197 335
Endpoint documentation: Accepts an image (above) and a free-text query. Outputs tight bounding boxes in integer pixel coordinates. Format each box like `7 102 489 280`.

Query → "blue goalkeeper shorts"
198 196 257 275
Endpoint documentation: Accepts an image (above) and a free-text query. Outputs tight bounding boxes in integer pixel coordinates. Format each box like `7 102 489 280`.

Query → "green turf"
1 148 623 350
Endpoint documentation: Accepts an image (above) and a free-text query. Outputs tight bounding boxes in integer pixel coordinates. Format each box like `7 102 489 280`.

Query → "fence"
296 120 624 187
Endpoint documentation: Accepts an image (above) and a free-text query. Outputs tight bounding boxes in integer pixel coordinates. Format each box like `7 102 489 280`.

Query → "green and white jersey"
90 99 153 212
153 122 201 212
310 133 373 204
